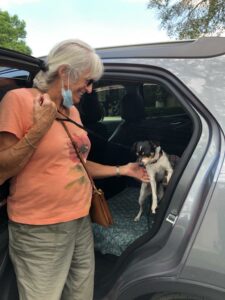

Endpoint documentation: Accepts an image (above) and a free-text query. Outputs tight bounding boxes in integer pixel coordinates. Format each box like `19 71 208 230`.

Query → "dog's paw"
134 215 141 222
151 204 158 214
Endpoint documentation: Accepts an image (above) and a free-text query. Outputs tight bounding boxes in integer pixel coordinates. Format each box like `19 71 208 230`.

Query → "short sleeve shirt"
0 88 92 225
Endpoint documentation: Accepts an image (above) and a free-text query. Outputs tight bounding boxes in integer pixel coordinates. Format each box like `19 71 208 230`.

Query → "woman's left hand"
121 162 149 183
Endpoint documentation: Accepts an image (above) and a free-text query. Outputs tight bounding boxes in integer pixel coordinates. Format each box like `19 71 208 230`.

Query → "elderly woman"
0 39 148 300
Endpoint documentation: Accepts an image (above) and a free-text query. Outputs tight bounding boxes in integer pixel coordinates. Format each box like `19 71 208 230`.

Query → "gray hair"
33 39 104 92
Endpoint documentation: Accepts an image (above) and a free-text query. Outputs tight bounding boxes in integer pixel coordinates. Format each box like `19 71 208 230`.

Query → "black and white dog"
133 141 173 221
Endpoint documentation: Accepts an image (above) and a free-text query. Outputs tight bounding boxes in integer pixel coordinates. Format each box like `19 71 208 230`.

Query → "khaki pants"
8 216 94 300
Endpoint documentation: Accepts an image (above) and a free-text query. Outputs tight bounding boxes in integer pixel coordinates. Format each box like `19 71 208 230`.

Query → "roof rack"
96 37 225 59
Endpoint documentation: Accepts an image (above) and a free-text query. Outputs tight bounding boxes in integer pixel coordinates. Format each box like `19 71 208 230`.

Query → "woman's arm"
0 94 57 184
86 160 149 182
0 127 44 184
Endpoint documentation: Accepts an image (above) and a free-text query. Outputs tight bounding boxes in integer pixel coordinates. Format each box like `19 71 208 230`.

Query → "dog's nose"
137 157 144 166
141 157 149 166
140 158 147 167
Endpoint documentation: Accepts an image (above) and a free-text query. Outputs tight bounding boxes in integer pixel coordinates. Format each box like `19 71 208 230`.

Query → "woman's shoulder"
5 87 36 102
9 87 37 98
1 88 36 115
0 88 35 137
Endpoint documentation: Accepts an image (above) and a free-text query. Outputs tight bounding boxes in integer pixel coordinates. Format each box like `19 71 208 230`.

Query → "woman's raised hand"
33 94 57 134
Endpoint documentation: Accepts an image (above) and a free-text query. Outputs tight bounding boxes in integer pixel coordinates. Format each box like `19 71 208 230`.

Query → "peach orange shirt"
0 88 92 225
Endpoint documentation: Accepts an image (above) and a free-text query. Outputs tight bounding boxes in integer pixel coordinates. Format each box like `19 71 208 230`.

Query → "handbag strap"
56 110 129 151
59 121 98 192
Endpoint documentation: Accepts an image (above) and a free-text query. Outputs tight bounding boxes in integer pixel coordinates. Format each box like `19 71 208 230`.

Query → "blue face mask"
61 72 74 108
61 87 73 108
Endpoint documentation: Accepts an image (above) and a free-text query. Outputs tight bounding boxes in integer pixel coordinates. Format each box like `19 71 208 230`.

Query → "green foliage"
0 10 32 54
147 0 225 39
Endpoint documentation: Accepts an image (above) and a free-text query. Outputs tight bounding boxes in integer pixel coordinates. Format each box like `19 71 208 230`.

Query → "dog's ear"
131 142 138 154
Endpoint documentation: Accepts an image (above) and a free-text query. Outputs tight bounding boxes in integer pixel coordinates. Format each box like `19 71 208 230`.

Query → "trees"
0 10 32 54
147 0 225 39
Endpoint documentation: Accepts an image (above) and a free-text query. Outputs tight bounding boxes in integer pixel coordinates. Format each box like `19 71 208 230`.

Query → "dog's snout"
136 156 144 166
141 157 149 166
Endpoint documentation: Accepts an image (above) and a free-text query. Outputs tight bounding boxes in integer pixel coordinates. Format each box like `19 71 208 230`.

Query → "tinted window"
143 83 184 117
0 65 30 99
0 67 29 80
96 85 126 120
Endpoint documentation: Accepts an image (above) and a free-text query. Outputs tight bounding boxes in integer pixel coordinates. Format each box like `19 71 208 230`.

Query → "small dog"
133 141 173 221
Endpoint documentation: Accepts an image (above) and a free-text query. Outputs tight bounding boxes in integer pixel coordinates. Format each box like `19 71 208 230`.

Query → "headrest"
79 91 104 124
121 86 145 122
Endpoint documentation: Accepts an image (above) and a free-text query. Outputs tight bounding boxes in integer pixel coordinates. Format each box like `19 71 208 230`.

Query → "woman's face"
69 72 93 104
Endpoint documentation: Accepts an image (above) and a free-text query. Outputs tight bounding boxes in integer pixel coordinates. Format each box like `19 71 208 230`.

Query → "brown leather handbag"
60 121 113 227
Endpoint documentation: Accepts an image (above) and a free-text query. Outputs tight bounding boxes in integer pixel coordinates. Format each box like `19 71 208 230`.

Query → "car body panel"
181 147 225 288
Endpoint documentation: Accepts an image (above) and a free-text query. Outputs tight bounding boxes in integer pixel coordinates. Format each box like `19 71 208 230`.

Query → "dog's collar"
148 152 162 164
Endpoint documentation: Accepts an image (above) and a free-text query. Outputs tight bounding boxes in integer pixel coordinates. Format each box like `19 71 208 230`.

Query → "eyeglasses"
86 79 94 86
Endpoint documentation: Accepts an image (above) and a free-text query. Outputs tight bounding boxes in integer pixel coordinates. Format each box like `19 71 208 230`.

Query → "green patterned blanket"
92 187 153 256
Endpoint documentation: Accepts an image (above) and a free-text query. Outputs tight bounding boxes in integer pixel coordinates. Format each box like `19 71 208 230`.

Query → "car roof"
96 37 225 59
0 47 42 64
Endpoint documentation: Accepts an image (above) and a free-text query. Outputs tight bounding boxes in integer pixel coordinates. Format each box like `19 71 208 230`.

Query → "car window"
95 82 185 122
92 81 190 147
96 85 126 121
143 83 184 117
0 65 30 98
0 66 29 80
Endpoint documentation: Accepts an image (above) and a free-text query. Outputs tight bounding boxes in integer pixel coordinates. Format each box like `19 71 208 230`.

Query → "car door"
93 39 225 299
0 48 41 300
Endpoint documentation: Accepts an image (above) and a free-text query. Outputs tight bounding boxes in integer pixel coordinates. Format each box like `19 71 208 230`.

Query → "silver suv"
0 37 225 300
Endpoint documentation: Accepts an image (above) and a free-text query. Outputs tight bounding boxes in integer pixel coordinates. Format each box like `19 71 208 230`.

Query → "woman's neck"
45 80 62 109
34 85 71 117
57 105 70 117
